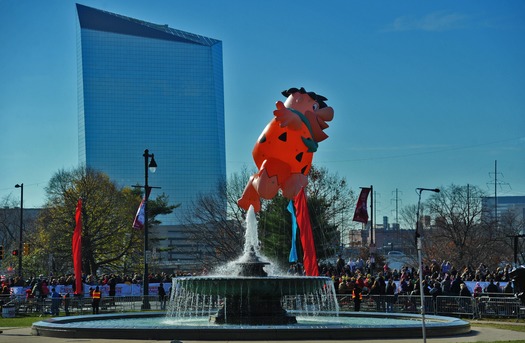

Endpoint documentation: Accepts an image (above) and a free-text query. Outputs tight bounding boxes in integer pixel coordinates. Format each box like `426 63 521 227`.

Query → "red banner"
293 188 318 276
353 187 371 223
72 198 82 295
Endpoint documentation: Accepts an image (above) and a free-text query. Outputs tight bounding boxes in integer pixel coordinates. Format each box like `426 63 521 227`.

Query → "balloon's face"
283 92 319 114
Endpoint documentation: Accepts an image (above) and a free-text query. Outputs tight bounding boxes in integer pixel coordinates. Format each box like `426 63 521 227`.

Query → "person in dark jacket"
352 285 362 312
158 282 167 310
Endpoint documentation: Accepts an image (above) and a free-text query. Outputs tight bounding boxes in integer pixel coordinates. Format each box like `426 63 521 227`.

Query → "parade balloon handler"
238 87 334 212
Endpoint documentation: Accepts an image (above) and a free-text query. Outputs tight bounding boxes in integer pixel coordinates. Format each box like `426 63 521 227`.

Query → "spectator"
336 255 346 275
92 286 101 314
338 278 349 294
503 281 513 295
347 259 356 273
459 283 472 313
429 281 442 315
50 287 61 316
63 293 71 316
459 283 471 297
158 282 167 310
450 275 463 296
369 278 383 311
484 279 499 295
441 274 452 295
385 278 397 313
473 282 483 298
108 274 117 303
352 284 362 312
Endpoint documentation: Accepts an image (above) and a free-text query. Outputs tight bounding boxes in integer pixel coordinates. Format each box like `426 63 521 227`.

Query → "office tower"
76 4 226 266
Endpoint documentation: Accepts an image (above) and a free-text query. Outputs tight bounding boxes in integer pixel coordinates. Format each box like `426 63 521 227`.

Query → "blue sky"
1 0 524 224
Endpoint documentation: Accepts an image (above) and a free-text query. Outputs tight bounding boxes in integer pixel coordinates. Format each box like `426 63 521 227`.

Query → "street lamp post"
415 187 440 343
141 149 157 310
15 183 23 278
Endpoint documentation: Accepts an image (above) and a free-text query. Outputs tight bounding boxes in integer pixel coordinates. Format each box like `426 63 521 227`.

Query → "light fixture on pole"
15 183 23 278
141 149 158 310
415 187 439 343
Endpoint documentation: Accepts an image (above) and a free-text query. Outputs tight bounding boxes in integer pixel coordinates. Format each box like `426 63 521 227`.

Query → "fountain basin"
171 275 337 325
32 311 471 340
175 275 332 296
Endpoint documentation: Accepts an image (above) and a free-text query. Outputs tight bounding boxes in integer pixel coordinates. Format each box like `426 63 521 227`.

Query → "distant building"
76 4 226 267
482 196 525 232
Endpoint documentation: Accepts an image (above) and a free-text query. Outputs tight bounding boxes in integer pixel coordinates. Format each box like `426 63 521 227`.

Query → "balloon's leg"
237 175 261 212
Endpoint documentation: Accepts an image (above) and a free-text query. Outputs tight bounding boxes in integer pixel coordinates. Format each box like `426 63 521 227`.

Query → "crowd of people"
1 256 519 314
290 256 517 299
287 256 518 312
3 271 177 290
0 271 176 316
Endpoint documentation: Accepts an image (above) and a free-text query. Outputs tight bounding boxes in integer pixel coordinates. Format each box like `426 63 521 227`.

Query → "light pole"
415 187 440 343
15 183 23 278
141 149 157 310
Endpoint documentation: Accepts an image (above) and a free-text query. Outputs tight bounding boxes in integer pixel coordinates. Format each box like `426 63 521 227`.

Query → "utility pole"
391 188 402 229
487 160 510 229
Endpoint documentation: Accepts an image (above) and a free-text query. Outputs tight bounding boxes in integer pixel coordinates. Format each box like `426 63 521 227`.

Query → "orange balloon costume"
238 87 334 212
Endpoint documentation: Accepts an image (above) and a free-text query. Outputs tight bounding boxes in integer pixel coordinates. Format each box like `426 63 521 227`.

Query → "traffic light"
23 243 30 256
12 249 19 256
0 246 3 260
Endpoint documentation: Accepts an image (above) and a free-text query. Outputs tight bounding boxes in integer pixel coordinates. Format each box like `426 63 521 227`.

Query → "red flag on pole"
72 198 82 295
353 187 371 223
293 188 319 276
132 187 151 230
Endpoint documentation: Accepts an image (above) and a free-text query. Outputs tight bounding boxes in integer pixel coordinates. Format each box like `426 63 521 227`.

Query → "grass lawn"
0 313 47 327
469 318 525 333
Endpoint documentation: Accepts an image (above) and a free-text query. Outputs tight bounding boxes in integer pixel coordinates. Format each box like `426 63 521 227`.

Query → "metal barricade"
434 296 475 318
6 291 523 320
476 295 522 319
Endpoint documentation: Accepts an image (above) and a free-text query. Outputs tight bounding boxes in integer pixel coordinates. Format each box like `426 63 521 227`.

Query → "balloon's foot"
238 188 261 213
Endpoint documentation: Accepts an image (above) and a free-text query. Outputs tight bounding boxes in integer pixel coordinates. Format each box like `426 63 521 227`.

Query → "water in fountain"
167 206 339 325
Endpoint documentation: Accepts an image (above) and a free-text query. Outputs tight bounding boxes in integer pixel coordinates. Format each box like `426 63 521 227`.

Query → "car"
387 251 405 257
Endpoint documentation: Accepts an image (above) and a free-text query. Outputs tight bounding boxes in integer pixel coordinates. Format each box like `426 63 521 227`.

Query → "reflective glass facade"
76 4 226 229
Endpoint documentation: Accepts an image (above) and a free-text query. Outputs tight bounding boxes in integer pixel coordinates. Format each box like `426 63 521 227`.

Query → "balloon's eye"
313 103 319 111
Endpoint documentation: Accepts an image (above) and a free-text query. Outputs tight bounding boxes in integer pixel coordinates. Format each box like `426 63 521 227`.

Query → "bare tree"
497 208 525 266
182 166 355 271
0 195 19 246
423 184 505 269
181 169 251 270
258 165 354 268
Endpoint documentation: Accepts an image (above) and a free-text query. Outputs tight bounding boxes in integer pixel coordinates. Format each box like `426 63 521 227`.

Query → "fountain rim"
32 311 471 341
174 275 333 280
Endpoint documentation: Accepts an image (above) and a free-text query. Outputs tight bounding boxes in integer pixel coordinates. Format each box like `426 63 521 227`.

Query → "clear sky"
1 0 524 225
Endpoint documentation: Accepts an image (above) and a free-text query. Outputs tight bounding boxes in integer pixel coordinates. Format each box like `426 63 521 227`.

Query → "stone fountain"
168 206 338 325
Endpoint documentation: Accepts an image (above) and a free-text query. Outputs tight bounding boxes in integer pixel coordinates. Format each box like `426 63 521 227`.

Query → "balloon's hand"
274 101 302 130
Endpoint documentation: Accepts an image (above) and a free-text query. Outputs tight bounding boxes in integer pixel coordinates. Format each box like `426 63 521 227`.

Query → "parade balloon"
238 87 334 212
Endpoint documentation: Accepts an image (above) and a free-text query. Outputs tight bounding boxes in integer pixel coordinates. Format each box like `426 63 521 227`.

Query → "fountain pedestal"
210 294 297 325
210 246 297 325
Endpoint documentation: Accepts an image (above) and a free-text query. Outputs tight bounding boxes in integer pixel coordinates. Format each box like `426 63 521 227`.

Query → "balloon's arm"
273 101 303 130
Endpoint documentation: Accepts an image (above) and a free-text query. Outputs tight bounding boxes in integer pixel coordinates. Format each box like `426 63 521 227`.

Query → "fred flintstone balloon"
238 87 334 212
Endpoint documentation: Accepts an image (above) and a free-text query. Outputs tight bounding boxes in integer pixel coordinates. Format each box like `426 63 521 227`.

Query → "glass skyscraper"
76 4 226 264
